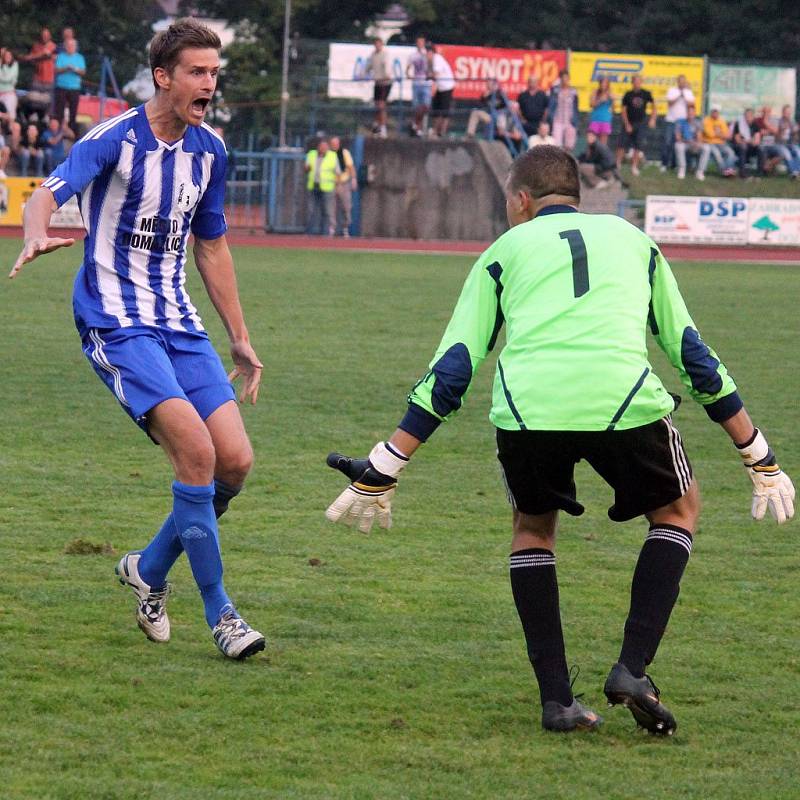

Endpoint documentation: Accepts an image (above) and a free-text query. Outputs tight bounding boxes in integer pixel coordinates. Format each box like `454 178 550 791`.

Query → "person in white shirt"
528 120 556 148
661 75 695 171
429 45 455 137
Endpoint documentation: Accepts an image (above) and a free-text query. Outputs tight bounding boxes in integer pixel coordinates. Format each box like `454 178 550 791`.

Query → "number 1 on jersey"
559 229 589 298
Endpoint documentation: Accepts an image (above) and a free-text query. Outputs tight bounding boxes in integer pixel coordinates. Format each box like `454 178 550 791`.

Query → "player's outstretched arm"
193 234 262 404
722 408 795 524
8 187 74 278
326 431 420 534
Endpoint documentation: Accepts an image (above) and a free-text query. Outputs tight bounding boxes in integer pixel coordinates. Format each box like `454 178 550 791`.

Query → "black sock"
213 479 241 519
618 524 693 678
509 548 572 706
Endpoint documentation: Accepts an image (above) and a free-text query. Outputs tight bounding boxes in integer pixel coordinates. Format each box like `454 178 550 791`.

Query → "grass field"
1 239 798 800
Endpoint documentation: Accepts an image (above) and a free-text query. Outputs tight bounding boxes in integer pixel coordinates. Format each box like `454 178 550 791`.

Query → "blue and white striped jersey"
44 105 228 335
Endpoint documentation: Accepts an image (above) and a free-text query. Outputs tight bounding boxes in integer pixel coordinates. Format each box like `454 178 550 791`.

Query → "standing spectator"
517 75 548 137
40 116 70 173
776 104 800 179
731 108 760 178
330 135 357 237
752 106 784 175
429 45 455 138
20 27 57 95
674 104 710 179
304 137 338 235
701 105 737 177
366 38 392 138
528 120 556 148
577 130 618 188
662 75 695 171
588 76 615 146
616 74 656 176
547 70 578 152
405 36 431 137
0 48 19 125
58 28 78 53
0 126 10 178
54 37 85 133
16 122 44 176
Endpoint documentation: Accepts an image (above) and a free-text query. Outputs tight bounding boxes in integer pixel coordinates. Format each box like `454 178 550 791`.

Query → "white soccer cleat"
115 552 171 643
212 607 266 660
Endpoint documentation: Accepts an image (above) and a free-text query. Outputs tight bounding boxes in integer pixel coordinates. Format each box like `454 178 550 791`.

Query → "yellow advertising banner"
570 51 705 115
0 176 43 226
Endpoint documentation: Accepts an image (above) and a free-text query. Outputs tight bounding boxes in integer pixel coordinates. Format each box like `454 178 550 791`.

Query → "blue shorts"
412 83 432 109
81 326 236 433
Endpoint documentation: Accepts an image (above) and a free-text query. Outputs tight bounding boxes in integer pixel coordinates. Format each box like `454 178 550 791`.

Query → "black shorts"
496 416 693 522
374 82 391 102
431 89 453 117
620 123 647 151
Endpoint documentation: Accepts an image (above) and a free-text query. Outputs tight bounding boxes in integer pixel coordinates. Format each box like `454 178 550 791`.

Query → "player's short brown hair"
507 145 580 204
149 18 221 89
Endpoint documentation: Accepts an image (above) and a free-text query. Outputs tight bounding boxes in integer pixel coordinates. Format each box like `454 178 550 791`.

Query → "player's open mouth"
191 98 210 115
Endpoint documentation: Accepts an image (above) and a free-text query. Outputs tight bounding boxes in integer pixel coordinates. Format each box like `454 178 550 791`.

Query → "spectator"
731 108 760 178
58 28 78 54
517 75 548 137
466 78 511 138
0 48 19 125
616 74 656 176
776 104 800 179
20 27 57 95
588 76 615 146
753 106 784 175
527 119 556 148
0 126 9 178
330 135 357 237
547 70 578 151
701 105 737 177
16 122 44 176
304 137 338 235
662 75 695 171
674 103 710 180
429 45 455 138
53 37 85 133
40 116 70 172
405 36 431 137
577 130 618 188
366 38 392 138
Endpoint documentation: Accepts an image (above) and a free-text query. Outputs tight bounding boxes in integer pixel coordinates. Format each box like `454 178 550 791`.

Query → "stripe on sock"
510 553 556 569
647 526 693 555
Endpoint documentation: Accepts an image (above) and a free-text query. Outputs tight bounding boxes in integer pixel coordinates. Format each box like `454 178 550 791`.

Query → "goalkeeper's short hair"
508 145 580 205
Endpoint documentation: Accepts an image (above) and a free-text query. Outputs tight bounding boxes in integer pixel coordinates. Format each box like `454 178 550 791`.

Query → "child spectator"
588 76 615 146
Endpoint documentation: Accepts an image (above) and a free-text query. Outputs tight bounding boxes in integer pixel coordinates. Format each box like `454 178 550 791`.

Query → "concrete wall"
359 138 512 241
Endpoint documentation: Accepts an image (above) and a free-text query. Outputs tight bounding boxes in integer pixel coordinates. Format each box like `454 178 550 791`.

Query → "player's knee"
177 435 217 483
217 442 254 486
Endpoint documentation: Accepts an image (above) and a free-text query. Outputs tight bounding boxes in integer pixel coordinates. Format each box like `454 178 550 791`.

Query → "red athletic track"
2 226 798 264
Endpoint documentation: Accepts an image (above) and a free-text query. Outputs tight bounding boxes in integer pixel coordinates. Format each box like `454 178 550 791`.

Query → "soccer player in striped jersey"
325 146 794 734
9 19 266 660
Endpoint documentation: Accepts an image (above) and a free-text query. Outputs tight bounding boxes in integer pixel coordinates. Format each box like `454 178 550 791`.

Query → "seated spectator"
528 120 556 148
40 117 70 172
701 105 737 177
577 130 619 188
675 103 710 179
0 47 19 125
517 75 548 137
587 76 615 146
16 122 44 176
466 79 509 138
753 106 784 175
776 104 800 179
731 108 760 178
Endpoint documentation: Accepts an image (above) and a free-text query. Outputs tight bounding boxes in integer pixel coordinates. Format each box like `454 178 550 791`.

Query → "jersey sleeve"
191 149 228 240
41 135 121 208
648 245 743 422
399 247 505 441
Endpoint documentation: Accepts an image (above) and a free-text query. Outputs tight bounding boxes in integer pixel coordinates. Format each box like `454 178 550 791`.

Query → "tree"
752 215 780 240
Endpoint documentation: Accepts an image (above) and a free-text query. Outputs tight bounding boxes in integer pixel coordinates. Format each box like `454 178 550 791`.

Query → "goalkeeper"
325 145 794 736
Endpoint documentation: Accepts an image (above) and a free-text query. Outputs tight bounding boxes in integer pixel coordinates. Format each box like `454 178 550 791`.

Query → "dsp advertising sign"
645 195 749 244
570 52 704 114
437 45 566 99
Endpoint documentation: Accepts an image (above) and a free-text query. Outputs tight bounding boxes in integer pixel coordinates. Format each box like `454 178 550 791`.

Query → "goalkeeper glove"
325 442 409 533
735 429 795 524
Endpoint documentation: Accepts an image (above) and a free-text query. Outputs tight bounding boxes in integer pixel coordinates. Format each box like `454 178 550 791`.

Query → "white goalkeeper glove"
325 442 409 533
736 429 795 524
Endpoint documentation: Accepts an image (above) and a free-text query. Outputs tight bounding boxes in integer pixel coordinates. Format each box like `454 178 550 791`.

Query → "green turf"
0 241 798 799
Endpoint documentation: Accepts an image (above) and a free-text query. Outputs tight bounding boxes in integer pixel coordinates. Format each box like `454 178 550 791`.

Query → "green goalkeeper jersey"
402 206 741 436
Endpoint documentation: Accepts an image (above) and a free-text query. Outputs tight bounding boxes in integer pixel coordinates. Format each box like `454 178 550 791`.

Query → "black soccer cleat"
603 662 677 736
542 698 603 732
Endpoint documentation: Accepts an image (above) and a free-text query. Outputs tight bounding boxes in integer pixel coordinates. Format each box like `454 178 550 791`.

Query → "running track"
2 227 798 264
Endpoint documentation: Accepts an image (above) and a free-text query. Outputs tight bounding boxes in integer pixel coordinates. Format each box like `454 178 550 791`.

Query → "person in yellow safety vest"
304 137 339 235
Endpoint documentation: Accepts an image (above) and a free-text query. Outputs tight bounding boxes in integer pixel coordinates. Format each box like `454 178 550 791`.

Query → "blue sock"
136 480 242 587
172 480 234 628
